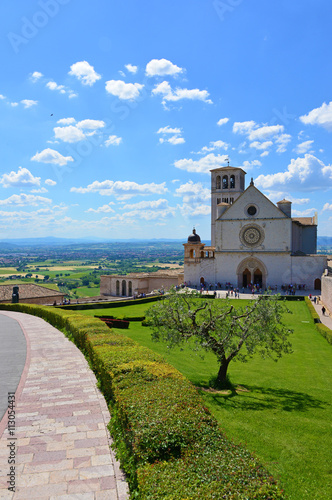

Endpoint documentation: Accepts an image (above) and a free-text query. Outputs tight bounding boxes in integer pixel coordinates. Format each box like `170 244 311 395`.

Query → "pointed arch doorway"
237 258 267 289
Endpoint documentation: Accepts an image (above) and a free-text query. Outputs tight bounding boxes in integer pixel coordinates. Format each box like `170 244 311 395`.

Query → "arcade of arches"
237 258 267 288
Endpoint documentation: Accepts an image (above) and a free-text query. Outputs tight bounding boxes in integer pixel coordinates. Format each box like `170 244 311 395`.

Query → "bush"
316 323 332 345
0 302 285 499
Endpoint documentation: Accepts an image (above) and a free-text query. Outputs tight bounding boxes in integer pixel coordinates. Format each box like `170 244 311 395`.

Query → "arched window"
128 281 132 296
200 251 204 258
217 198 221 204
116 280 120 296
230 175 235 188
216 175 221 189
122 280 127 296
190 249 194 258
222 175 228 189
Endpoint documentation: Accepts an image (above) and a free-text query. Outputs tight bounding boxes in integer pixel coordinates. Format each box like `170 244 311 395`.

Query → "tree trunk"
215 359 230 388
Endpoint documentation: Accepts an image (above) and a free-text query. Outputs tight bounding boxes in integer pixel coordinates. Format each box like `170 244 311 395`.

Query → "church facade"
184 166 327 290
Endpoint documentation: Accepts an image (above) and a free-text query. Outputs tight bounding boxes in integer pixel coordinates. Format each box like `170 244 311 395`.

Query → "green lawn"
80 299 332 499
75 285 100 297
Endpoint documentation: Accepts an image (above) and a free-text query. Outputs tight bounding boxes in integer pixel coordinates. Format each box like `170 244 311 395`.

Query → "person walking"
322 305 326 316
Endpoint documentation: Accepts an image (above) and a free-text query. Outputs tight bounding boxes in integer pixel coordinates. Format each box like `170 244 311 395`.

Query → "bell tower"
211 165 246 245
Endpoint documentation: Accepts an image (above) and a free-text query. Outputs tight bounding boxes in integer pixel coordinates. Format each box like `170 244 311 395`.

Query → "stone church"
184 165 327 290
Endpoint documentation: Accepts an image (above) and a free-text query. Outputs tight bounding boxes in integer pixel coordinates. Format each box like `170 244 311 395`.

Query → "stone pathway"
0 310 129 499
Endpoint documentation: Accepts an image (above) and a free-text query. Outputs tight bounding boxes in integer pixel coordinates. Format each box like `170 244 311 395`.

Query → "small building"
100 271 183 297
0 284 65 305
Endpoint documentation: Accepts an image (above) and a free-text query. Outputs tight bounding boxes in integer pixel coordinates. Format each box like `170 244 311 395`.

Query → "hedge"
59 295 162 311
304 296 332 344
0 302 284 499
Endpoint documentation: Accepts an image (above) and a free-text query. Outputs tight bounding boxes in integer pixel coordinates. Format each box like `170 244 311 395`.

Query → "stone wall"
0 294 65 306
321 272 332 314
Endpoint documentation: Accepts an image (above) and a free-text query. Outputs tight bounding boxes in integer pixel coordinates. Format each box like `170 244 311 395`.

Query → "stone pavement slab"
0 311 129 499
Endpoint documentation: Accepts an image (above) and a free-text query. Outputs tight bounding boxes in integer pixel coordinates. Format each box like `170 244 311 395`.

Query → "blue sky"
0 0 332 240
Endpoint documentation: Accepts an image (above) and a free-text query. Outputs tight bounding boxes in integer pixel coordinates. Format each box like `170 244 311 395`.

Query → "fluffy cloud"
249 140 273 150
275 134 292 153
200 140 229 153
30 71 43 82
21 99 38 108
86 204 115 213
157 126 182 134
239 160 262 170
217 117 229 126
157 125 184 145
174 153 228 173
0 167 40 188
45 179 57 186
146 58 183 77
53 125 86 143
125 64 138 74
105 80 143 100
255 154 332 191
322 203 332 211
69 61 101 86
57 117 76 125
70 180 168 199
0 194 51 206
105 135 122 146
31 148 74 166
175 181 210 204
300 101 332 131
233 120 257 134
152 81 212 105
46 81 77 98
294 140 314 154
76 119 105 130
248 124 284 141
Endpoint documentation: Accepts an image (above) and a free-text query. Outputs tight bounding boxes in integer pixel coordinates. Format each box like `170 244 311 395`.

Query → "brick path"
0 311 129 499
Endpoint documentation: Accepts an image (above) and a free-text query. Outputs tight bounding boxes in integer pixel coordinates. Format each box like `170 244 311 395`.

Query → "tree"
146 288 293 388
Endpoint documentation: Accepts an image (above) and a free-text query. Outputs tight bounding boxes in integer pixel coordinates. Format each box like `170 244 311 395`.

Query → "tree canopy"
146 288 293 387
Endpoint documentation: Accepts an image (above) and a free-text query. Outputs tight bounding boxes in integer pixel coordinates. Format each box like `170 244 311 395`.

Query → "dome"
187 228 201 243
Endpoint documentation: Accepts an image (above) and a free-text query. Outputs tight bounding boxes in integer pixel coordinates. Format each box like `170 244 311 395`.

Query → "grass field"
75 286 100 297
81 299 332 500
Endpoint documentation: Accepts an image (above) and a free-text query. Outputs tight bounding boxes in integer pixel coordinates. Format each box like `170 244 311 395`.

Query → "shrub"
0 302 285 499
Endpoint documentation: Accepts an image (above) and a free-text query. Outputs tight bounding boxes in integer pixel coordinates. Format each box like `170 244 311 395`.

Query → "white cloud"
240 160 262 170
217 117 229 126
174 153 228 173
105 135 122 146
31 148 74 166
0 167 40 188
249 140 273 150
200 140 229 153
260 151 269 157
125 64 138 74
46 81 77 98
10 102 18 107
167 135 185 145
292 208 317 217
255 154 332 191
21 99 38 108
70 180 168 199
76 119 105 130
175 181 210 204
45 179 57 186
146 58 183 77
105 80 143 100
0 94 6 99
322 203 332 211
300 101 332 131
121 199 170 210
157 126 182 134
57 117 76 125
53 125 86 143
86 204 115 213
0 194 51 206
30 71 43 82
248 124 284 141
233 120 257 134
69 60 101 86
31 187 48 193
152 81 212 105
275 134 292 153
294 140 314 154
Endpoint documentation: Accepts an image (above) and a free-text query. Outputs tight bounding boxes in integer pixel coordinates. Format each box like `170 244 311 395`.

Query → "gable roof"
0 284 64 302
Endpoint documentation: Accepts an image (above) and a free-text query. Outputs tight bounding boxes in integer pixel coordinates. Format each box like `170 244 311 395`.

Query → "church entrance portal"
254 269 263 288
242 268 251 288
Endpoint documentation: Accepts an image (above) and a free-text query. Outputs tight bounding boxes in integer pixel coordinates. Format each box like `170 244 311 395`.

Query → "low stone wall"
0 295 65 306
321 273 332 314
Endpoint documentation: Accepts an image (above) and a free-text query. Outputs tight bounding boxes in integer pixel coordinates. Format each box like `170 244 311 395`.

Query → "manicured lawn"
80 299 332 500
75 285 100 297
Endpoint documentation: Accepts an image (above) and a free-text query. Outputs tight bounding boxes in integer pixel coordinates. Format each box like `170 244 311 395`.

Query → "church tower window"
216 175 221 189
230 175 235 188
217 198 221 204
222 175 228 189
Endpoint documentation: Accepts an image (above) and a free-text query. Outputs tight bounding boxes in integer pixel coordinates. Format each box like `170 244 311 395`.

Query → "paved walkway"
0 310 129 499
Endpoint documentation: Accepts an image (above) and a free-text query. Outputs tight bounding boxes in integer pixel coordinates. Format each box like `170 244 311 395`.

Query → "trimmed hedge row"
304 297 332 344
59 295 162 311
0 303 284 499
